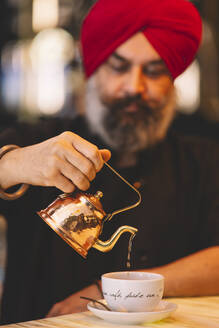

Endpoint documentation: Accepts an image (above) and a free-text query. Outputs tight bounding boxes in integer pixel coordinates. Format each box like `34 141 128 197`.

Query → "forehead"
111 32 162 65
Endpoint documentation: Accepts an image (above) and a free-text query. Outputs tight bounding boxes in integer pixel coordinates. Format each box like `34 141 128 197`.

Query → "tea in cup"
101 271 164 312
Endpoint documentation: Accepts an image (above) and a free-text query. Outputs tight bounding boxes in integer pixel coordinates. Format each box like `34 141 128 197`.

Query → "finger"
63 146 96 181
53 174 76 193
58 160 90 191
68 133 104 172
100 149 111 162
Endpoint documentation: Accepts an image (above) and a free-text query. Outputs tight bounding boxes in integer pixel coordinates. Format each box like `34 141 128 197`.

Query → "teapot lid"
82 191 105 213
58 190 106 215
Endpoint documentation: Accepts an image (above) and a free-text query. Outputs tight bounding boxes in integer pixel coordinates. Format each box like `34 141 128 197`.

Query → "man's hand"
143 246 219 297
0 131 111 193
46 283 101 317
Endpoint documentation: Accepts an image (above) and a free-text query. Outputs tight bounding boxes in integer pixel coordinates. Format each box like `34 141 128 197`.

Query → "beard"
85 76 176 153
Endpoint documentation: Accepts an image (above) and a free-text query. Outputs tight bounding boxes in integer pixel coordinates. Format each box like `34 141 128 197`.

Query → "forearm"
143 246 219 297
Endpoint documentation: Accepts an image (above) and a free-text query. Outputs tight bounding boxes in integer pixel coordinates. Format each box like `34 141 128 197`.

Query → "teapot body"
38 192 106 258
38 185 139 258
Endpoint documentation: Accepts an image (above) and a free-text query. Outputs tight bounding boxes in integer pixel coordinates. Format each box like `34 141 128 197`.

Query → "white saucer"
87 299 177 325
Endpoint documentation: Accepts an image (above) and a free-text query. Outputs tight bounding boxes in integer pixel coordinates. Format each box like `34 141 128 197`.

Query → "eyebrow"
111 52 128 62
111 52 165 67
146 59 166 67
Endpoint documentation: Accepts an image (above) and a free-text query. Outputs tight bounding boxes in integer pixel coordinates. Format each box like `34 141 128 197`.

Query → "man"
0 0 219 324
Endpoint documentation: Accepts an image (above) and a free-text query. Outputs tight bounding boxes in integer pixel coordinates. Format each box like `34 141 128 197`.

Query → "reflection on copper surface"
38 191 105 258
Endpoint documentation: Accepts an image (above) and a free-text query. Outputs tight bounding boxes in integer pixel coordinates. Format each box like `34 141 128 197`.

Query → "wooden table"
3 296 219 328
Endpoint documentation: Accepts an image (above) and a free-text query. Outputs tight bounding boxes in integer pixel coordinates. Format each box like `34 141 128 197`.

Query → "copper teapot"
37 162 141 258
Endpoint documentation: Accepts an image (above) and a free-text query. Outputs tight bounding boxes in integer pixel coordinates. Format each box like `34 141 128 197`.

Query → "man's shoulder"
35 114 86 132
166 132 219 164
0 115 89 147
168 131 219 150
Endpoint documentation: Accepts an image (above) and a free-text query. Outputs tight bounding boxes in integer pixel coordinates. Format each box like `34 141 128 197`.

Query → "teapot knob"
94 191 103 200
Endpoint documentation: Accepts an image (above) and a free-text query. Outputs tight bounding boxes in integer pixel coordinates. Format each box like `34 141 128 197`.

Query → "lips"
124 103 139 113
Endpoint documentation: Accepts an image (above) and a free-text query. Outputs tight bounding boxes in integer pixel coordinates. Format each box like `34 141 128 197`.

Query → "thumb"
100 149 111 162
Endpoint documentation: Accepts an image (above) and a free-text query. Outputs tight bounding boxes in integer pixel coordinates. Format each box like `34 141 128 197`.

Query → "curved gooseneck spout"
92 225 138 252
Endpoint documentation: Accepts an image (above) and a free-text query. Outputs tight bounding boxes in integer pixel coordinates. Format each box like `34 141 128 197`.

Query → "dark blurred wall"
0 1 17 52
0 1 18 120
199 0 219 121
201 0 219 52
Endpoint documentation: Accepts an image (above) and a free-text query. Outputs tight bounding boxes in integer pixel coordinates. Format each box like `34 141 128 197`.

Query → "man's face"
85 32 176 152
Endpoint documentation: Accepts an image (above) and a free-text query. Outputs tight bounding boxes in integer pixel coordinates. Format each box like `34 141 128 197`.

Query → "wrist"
0 147 19 189
0 145 29 200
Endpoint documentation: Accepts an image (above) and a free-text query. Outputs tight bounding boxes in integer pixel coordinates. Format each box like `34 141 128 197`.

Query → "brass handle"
104 162 141 222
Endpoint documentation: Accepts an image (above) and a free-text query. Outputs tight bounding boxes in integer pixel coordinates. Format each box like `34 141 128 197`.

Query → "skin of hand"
46 283 102 317
0 131 111 193
143 246 219 297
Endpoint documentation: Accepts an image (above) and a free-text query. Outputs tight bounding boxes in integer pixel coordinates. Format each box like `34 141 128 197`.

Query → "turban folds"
81 0 202 79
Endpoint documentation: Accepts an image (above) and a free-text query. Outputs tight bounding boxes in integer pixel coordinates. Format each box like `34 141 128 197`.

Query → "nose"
124 66 146 96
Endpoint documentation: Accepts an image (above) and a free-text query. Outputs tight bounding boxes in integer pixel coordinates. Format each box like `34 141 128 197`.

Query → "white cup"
101 271 164 312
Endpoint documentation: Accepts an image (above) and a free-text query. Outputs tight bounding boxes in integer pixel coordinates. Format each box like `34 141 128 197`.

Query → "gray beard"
85 76 176 153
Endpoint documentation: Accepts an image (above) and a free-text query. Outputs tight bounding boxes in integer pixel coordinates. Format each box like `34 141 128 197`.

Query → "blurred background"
0 0 219 298
0 0 97 123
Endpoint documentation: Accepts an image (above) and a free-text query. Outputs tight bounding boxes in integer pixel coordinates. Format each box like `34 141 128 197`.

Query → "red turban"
81 0 202 80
